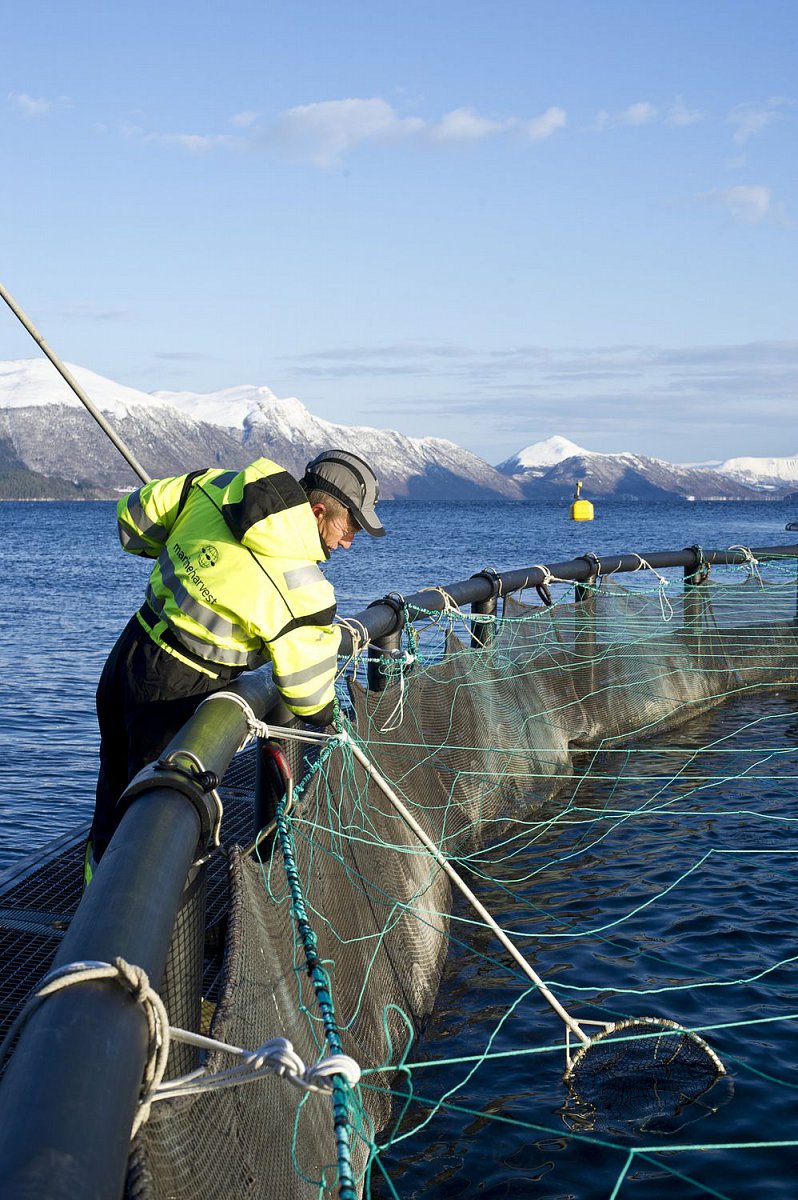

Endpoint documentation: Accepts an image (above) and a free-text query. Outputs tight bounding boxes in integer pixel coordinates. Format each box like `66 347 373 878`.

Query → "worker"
86 450 385 880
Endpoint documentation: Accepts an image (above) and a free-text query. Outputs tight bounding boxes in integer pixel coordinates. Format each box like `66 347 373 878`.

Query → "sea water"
1 498 797 1199
1 497 793 867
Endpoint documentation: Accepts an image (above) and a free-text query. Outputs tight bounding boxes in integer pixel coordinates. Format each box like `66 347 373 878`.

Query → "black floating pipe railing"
0 669 279 1200
338 543 798 655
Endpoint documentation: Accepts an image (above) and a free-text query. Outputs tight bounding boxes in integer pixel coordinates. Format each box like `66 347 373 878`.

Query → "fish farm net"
128 560 798 1199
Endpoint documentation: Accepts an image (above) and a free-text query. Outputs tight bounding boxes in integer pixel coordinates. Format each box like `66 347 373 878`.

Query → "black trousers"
91 615 238 860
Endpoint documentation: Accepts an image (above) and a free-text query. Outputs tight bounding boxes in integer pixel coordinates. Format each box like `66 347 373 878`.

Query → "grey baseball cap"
302 449 386 537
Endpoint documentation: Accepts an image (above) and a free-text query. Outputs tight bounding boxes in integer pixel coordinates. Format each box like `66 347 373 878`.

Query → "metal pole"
344 737 590 1045
365 595 405 693
683 546 709 655
367 631 403 692
470 570 500 649
0 281 151 484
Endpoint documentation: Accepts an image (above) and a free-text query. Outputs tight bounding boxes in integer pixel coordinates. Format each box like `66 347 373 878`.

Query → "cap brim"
353 506 386 537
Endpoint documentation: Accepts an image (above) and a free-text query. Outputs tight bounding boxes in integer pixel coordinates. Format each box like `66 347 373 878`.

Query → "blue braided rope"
274 790 359 1200
291 733 341 801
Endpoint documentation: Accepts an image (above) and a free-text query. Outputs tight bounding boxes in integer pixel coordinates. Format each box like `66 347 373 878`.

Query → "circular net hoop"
564 1017 727 1128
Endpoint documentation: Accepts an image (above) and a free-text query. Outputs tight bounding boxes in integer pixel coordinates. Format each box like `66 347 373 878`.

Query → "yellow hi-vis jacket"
117 458 341 720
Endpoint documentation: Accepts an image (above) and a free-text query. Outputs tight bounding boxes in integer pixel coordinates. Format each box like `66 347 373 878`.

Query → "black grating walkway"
0 746 260 1066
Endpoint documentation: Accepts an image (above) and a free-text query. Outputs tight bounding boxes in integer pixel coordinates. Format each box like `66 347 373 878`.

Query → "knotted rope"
0 957 361 1143
629 554 674 622
728 544 764 585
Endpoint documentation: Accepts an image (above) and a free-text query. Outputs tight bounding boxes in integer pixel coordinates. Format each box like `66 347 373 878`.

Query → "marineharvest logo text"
173 542 218 605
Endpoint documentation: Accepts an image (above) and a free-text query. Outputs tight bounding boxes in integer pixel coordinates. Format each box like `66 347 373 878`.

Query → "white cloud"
144 131 242 153
700 184 772 223
624 101 658 126
522 106 567 141
231 110 258 128
113 96 566 165
259 97 565 165
8 92 52 117
263 97 424 166
666 97 703 127
429 107 510 142
113 121 241 153
728 99 791 145
594 101 658 130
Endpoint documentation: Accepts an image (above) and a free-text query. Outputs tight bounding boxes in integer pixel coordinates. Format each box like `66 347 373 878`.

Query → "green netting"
128 561 798 1199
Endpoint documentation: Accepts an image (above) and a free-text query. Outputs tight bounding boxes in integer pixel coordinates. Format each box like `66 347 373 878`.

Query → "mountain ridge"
498 436 795 501
0 359 520 501
0 361 793 502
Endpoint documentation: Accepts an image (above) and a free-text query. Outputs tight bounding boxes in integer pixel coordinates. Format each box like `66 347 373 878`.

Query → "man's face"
313 503 361 551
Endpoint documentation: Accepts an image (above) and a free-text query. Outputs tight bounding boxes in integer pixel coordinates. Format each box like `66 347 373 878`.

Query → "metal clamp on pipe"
684 544 710 585
468 569 502 649
578 552 601 577
470 568 502 598
118 752 224 861
365 594 407 691
367 591 407 632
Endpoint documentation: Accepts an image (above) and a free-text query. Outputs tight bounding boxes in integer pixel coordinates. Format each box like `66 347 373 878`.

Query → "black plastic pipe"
338 543 798 654
0 790 201 1200
0 669 279 1200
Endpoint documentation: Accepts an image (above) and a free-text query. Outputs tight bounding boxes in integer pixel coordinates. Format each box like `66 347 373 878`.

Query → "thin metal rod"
342 734 590 1045
0 280 151 484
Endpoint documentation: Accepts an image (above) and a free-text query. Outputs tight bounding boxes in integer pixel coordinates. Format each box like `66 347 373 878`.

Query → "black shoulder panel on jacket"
273 604 337 641
177 469 209 518
222 470 307 542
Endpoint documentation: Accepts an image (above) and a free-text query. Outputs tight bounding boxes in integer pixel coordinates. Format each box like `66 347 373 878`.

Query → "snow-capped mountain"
718 454 798 492
496 436 590 474
0 359 520 501
497 436 777 501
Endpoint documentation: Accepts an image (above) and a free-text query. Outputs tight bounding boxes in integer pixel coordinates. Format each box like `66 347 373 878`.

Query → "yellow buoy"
570 479 594 521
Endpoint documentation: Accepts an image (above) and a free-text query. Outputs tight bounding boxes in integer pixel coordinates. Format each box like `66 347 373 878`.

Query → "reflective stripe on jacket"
117 459 340 718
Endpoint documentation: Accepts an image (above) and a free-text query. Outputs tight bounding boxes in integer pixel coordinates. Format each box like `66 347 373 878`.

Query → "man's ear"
311 502 325 521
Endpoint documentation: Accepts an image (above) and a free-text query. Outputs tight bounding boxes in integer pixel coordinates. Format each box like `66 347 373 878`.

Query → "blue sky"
1 0 796 464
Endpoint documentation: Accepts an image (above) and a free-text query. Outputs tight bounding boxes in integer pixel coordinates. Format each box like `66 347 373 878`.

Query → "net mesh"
128 560 798 1199
563 1018 730 1136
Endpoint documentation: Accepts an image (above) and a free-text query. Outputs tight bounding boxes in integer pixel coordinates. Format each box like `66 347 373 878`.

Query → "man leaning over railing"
85 449 385 883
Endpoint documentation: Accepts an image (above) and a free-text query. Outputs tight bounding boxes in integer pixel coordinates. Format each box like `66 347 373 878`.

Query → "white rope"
530 564 553 586
525 565 579 596
196 692 329 747
728 544 764 585
0 958 171 1138
417 585 462 623
334 615 371 679
629 554 674 622
151 1031 361 1103
3 958 361 1138
196 689 264 749
375 650 416 732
